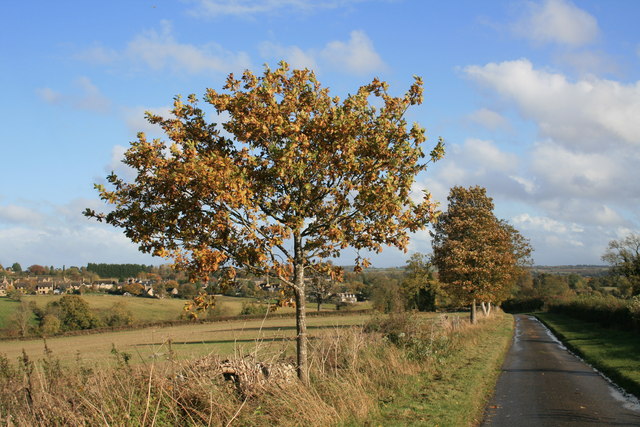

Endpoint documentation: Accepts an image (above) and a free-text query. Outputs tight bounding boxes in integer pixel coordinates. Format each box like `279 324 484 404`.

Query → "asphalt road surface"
482 315 640 426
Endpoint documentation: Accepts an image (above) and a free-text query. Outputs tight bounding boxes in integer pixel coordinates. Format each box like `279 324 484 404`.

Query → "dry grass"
0 312 510 426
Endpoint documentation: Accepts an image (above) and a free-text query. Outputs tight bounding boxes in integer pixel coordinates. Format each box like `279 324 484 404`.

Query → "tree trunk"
317 296 321 312
487 302 492 316
293 232 309 385
480 301 488 317
470 298 477 324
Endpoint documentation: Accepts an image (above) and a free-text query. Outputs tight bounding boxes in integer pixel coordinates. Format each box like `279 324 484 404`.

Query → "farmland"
0 310 373 365
0 294 370 333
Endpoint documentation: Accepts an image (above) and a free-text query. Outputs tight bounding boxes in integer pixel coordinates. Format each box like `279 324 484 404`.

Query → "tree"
401 253 438 311
602 233 640 296
27 265 47 275
50 295 101 331
309 276 336 311
431 186 532 324
85 62 444 383
11 263 22 273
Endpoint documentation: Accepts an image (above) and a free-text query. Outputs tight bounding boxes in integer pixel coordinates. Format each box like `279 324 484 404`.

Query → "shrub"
240 301 268 316
104 302 134 327
40 314 61 336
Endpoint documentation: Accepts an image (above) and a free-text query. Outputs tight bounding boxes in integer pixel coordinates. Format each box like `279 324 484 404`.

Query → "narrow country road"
482 314 640 426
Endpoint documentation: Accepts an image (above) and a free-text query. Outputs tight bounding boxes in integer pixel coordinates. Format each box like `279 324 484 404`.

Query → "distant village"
0 263 360 304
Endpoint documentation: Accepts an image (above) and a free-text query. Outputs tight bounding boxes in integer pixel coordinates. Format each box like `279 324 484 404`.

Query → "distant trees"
11 263 22 273
86 263 152 280
85 62 444 383
27 265 47 275
309 276 336 311
401 253 437 312
432 186 532 323
602 233 640 296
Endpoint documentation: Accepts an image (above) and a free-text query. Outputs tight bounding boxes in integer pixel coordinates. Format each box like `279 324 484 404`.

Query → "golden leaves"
86 61 444 289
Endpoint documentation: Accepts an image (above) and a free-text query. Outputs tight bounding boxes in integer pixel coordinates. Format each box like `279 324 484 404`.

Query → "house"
337 292 357 304
35 283 54 295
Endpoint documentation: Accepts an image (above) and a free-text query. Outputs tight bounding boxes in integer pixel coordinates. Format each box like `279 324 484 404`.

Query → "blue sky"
1 0 639 268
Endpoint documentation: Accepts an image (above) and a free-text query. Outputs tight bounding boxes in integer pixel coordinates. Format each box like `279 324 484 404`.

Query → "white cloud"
122 105 174 137
73 76 111 113
556 50 619 76
258 42 318 70
73 44 119 65
513 213 577 234
513 0 599 46
36 87 63 104
187 0 365 17
0 205 46 227
76 21 251 76
126 21 251 74
320 30 386 75
259 30 385 75
36 77 111 114
0 199 158 268
467 108 510 130
464 59 640 150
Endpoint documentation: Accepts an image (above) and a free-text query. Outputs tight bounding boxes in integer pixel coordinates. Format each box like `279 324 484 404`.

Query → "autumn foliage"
431 186 531 323
85 62 443 382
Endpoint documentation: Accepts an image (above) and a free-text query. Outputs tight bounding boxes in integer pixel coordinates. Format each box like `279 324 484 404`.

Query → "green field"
0 294 369 331
0 298 21 328
536 312 640 398
0 311 374 366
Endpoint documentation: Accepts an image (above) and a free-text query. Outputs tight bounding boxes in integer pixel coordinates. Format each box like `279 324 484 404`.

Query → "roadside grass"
368 312 514 426
0 312 374 366
536 312 640 398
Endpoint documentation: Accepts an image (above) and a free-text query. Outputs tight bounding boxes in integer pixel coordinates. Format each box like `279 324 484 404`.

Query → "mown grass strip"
536 312 640 398
368 313 514 426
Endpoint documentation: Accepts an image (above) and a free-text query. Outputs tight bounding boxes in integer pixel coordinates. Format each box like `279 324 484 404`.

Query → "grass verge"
536 312 640 398
366 312 514 426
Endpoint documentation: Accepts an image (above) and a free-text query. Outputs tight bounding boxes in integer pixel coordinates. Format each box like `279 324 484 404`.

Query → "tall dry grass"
0 312 472 426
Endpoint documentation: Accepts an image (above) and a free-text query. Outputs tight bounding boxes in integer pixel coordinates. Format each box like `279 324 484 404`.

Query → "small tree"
51 295 101 331
308 276 336 311
85 62 444 383
431 186 532 324
11 263 22 274
602 233 640 296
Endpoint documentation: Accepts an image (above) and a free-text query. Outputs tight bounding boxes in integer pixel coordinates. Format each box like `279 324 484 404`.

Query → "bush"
240 302 268 316
40 314 61 336
104 302 134 327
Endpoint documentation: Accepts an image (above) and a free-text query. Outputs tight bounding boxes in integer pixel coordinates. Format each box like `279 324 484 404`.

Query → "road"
482 314 640 426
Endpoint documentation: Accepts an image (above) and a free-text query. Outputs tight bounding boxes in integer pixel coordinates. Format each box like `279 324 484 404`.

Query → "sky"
1 0 639 268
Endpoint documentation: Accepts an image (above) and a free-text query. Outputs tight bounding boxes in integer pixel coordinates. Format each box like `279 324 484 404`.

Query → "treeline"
86 263 153 279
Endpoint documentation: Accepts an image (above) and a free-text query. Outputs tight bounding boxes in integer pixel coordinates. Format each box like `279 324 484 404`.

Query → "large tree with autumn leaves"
431 186 531 324
85 62 444 383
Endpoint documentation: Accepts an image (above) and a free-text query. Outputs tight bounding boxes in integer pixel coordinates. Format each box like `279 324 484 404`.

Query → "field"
0 311 373 366
0 294 369 331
